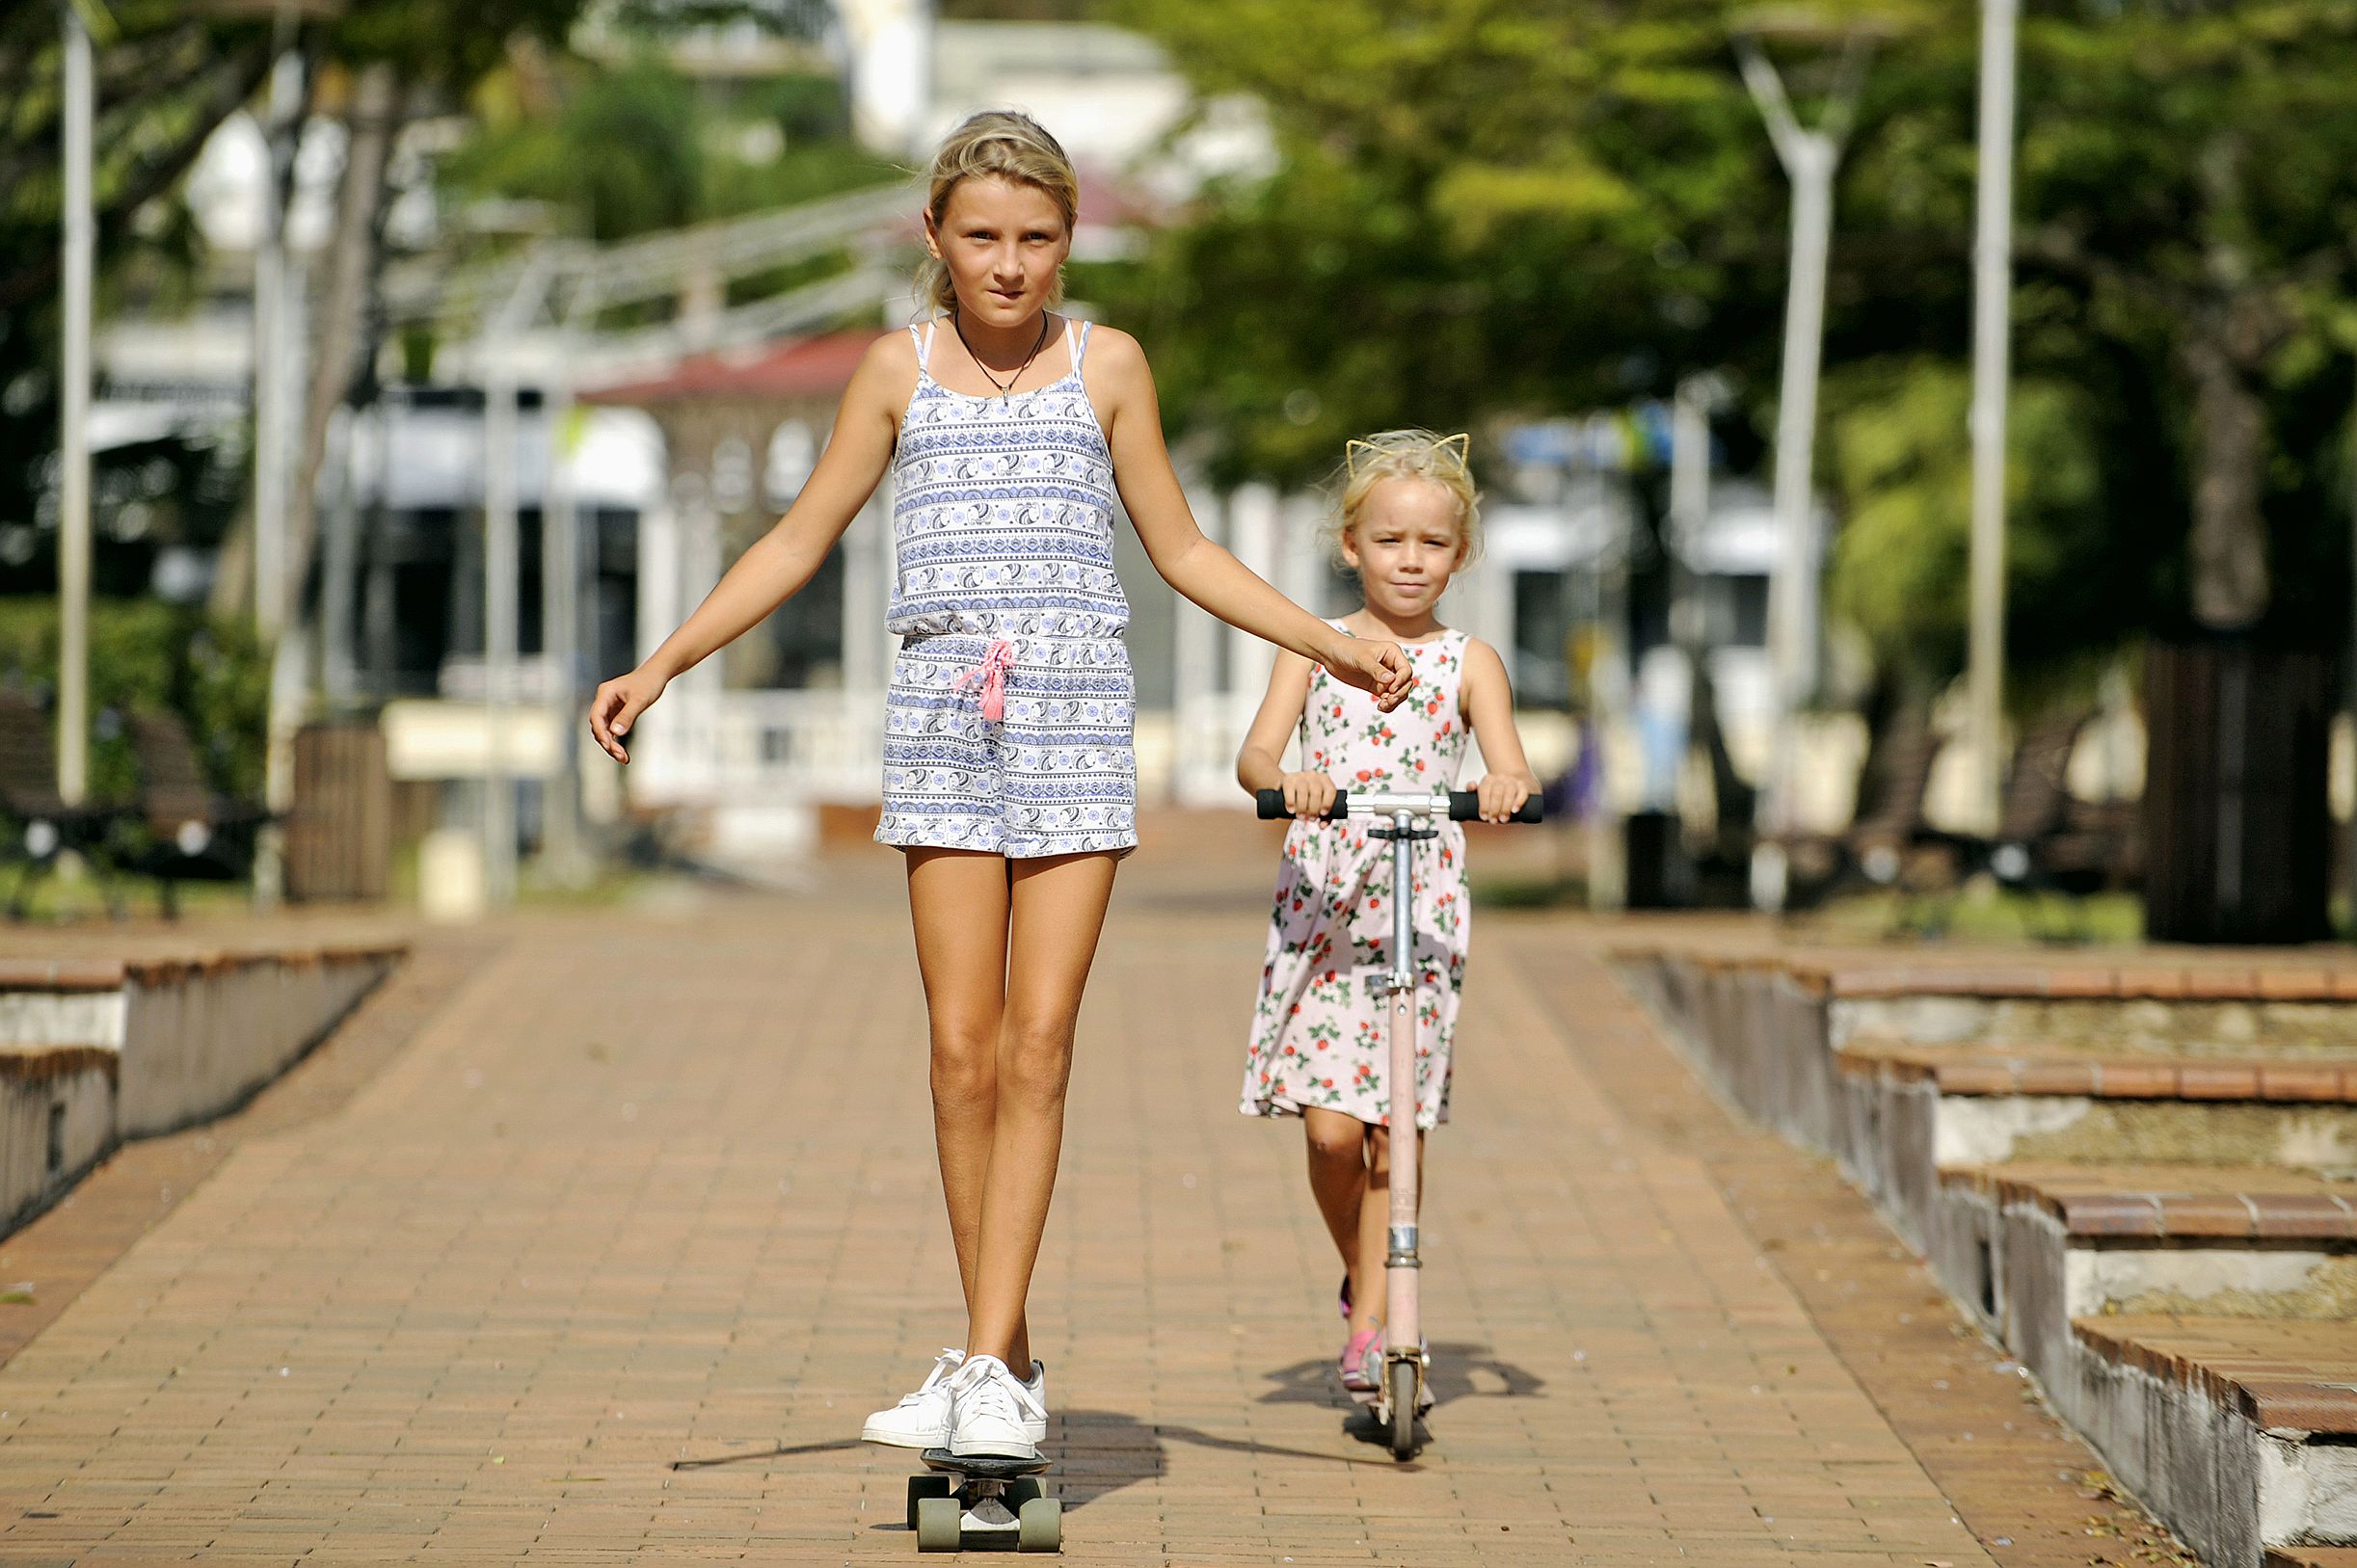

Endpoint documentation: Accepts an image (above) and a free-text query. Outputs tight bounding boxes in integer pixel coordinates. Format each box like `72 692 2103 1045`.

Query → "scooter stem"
1382 809 1421 1362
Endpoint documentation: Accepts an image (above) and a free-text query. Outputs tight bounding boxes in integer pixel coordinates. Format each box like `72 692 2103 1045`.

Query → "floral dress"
1241 626 1472 1130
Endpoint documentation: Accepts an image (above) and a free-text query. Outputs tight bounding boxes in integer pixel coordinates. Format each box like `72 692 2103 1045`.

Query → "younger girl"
587 112 1409 1464
1233 430 1539 1393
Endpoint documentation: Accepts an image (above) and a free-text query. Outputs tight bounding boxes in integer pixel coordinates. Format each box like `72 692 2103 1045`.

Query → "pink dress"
1240 626 1471 1130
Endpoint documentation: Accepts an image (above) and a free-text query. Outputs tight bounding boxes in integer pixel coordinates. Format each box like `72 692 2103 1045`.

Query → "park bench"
118 710 267 918
1778 706 1955 925
1964 707 2140 940
0 689 126 920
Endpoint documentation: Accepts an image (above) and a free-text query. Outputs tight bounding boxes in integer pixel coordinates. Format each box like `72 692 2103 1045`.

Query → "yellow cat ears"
1345 430 1471 479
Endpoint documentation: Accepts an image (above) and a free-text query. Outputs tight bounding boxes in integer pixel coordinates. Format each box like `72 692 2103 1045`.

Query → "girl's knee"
998 1016 1074 1103
1305 1120 1364 1165
929 1018 999 1104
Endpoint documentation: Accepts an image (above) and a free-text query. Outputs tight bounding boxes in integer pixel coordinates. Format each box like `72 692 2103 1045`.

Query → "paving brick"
0 848 2152 1563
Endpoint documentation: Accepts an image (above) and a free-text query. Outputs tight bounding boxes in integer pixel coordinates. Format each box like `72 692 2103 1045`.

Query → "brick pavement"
0 842 2076 1564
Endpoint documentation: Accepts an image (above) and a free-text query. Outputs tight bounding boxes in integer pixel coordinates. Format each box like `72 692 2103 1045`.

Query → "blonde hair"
914 111 1080 316
1324 429 1484 568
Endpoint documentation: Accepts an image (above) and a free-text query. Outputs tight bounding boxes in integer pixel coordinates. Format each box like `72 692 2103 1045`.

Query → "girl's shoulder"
855 327 924 404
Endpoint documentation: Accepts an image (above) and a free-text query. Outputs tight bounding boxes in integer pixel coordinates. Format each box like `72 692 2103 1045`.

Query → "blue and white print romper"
874 317 1138 858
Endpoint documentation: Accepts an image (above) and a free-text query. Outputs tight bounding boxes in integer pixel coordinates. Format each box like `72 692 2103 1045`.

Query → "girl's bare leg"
905 848 1026 1366
1302 1107 1372 1321
963 849 1118 1366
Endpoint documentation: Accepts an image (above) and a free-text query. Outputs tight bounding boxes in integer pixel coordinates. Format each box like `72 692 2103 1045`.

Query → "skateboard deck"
920 1446 1051 1478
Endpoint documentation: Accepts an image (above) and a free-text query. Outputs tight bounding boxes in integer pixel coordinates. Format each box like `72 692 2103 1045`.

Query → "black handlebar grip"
1449 790 1544 824
1255 788 1351 821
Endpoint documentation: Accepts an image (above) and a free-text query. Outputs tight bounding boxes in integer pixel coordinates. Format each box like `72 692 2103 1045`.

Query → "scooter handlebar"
1254 788 1543 824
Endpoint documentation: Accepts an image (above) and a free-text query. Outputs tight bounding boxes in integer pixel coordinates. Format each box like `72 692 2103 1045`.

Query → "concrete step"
2065 1316 2356 1567
2268 1548 2357 1567
1620 948 2357 1568
1939 1161 2355 1320
1836 1037 2357 1174
0 1044 117 1231
0 943 404 1234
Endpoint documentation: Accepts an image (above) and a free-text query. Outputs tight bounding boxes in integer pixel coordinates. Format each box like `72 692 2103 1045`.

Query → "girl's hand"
1279 770 1339 820
589 667 669 763
1469 773 1535 824
1323 636 1413 711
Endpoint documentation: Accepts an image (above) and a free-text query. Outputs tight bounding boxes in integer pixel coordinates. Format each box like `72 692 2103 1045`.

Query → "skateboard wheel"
1017 1496 1061 1553
915 1494 962 1552
905 1474 952 1530
1386 1360 1418 1458
1004 1475 1044 1509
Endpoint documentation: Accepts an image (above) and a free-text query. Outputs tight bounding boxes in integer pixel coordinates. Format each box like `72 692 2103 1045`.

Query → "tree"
1099 0 1805 484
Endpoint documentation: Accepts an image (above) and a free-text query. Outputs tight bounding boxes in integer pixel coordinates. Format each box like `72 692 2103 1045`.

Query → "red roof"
583 329 888 407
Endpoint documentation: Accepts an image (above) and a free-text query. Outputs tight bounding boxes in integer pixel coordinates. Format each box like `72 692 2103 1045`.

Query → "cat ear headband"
1346 431 1471 478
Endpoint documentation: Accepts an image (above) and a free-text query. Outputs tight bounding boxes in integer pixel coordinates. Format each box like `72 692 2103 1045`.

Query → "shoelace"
897 1348 962 1406
952 638 1017 723
957 1358 1042 1424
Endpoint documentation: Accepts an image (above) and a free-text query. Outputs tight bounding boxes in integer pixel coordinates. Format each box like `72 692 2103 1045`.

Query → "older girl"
588 112 1409 1462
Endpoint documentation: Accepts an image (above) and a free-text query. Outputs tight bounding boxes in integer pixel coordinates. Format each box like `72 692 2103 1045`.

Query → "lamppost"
1732 9 1885 912
57 0 102 813
1967 0 2021 837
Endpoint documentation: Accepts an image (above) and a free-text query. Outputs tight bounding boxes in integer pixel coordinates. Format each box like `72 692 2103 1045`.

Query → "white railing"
709 688 886 804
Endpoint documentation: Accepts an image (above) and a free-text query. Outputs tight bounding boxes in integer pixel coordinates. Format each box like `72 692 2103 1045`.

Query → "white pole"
57 3 94 810
1737 32 1866 912
1967 0 2020 836
252 15 300 638
484 365 519 908
541 362 582 883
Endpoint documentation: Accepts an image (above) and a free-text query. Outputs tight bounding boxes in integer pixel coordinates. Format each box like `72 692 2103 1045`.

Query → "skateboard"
906 1448 1059 1553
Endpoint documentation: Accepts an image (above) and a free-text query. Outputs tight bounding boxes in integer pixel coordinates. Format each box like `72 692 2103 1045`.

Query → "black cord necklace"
951 308 1052 399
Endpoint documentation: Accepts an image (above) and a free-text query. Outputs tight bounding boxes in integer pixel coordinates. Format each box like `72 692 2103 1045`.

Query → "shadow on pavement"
1256 1341 1546 1412
671 1437 865 1469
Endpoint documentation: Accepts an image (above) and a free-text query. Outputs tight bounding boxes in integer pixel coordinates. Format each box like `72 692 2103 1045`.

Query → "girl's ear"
922 207 943 261
1337 524 1362 570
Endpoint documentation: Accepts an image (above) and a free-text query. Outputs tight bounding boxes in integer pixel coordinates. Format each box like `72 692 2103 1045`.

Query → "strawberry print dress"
1241 625 1471 1130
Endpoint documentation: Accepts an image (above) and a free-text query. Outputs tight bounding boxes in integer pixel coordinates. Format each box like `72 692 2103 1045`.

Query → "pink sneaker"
1340 1327 1381 1393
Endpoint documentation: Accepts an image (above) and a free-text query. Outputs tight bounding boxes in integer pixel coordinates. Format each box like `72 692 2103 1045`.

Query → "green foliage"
1115 0 2357 676
440 53 899 242
1102 0 1793 485
0 599 269 806
1823 358 2109 699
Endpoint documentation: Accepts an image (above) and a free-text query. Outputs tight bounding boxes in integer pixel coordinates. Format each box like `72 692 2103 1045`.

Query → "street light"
1731 8 1888 912
57 0 103 811
1967 0 2021 837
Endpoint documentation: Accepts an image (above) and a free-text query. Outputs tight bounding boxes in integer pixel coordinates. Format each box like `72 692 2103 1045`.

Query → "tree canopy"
1107 0 2357 691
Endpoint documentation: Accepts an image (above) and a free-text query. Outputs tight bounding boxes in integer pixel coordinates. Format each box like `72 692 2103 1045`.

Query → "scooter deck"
920 1447 1051 1479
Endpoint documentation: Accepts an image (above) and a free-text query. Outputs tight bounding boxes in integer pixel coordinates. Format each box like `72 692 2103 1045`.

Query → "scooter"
1256 785 1542 1457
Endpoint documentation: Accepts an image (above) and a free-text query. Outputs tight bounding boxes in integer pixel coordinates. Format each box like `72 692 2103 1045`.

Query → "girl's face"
1341 476 1467 620
925 175 1072 329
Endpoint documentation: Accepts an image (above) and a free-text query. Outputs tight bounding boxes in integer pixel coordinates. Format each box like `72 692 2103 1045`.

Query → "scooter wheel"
1017 1496 1061 1553
905 1474 952 1530
916 1494 962 1552
1386 1361 1418 1458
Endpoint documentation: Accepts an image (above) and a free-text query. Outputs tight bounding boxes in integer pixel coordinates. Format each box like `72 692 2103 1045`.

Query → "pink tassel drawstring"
955 638 1017 723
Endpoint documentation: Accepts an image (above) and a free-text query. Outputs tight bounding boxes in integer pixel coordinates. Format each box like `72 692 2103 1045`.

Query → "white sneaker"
860 1347 963 1448
947 1353 1047 1461
1019 1360 1048 1445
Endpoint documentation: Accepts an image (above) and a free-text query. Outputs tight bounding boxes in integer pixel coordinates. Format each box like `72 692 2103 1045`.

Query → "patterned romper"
1240 627 1473 1130
874 318 1138 858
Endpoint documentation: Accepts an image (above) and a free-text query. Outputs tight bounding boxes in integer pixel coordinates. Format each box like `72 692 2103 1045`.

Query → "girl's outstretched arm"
1235 651 1336 818
589 334 914 762
1087 327 1410 712
1460 637 1543 824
